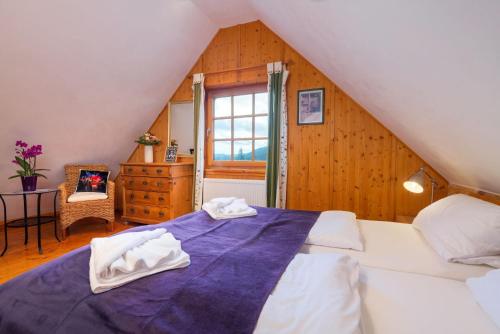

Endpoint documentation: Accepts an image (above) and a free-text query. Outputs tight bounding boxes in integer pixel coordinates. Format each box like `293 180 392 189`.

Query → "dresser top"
121 162 193 167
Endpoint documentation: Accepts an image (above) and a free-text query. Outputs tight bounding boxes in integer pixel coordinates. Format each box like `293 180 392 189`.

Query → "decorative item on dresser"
120 162 193 224
135 132 161 163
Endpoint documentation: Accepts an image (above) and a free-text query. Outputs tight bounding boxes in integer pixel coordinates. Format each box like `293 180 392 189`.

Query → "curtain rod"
197 62 288 76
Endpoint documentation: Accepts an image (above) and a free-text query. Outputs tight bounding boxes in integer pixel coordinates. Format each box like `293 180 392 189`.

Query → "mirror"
169 101 194 155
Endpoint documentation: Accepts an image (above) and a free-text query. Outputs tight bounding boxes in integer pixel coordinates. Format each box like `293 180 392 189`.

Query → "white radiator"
203 178 266 206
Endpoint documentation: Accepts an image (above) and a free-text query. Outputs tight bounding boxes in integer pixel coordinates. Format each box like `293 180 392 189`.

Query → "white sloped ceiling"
0 0 217 218
195 0 500 194
248 0 500 194
1 0 499 220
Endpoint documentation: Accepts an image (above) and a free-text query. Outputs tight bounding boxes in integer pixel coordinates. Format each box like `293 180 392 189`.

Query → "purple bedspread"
0 207 319 334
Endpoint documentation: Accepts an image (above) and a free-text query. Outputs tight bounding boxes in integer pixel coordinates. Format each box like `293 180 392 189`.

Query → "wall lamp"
403 167 437 202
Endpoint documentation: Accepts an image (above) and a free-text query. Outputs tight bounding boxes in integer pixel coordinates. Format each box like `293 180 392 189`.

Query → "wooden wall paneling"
120 20 451 219
259 24 285 64
171 58 203 102
448 184 500 205
394 142 448 217
285 46 333 211
239 21 261 68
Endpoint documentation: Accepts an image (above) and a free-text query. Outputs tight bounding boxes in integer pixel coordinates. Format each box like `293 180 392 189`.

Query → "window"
206 85 268 168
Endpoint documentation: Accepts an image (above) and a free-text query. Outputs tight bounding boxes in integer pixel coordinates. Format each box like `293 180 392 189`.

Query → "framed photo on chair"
297 88 325 125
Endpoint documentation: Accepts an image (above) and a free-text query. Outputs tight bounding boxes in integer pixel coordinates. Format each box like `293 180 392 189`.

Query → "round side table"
0 188 60 256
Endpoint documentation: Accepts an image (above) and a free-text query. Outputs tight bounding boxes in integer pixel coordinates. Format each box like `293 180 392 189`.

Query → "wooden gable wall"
122 21 449 221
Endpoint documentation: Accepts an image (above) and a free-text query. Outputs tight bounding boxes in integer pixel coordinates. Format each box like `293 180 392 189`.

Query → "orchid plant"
135 132 161 145
9 141 49 179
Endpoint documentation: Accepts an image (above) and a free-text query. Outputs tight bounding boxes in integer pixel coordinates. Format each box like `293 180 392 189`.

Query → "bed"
300 220 498 334
301 219 492 281
0 208 498 334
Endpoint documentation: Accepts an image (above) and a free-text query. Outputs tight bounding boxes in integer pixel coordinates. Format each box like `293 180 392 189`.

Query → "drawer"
121 165 170 177
125 204 169 221
123 176 171 192
125 190 170 207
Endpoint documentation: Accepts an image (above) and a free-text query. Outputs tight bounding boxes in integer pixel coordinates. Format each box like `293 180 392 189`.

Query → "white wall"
0 0 217 220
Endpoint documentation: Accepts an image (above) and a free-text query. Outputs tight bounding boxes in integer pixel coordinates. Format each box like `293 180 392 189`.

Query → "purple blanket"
0 207 319 334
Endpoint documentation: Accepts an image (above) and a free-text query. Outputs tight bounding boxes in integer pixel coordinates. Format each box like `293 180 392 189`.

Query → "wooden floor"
0 215 137 284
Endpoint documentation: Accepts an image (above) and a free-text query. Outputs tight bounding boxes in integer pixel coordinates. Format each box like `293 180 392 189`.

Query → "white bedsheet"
360 266 500 334
301 219 492 281
255 253 362 334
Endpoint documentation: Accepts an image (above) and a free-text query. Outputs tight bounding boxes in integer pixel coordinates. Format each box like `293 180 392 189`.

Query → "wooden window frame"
205 84 268 170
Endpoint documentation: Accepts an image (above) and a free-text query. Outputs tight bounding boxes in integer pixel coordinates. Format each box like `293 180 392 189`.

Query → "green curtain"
192 82 201 209
266 70 283 207
192 74 205 210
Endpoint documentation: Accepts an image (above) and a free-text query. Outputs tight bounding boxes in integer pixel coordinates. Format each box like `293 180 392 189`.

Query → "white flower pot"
144 145 154 163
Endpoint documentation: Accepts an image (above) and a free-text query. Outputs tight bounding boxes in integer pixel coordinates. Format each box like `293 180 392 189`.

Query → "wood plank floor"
0 215 137 284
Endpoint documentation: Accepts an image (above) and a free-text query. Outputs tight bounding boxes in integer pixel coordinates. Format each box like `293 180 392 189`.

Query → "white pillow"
413 194 500 267
306 211 364 251
68 192 109 203
467 269 500 329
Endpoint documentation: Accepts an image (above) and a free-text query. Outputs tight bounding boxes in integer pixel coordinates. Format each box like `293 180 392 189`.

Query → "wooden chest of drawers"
120 162 193 224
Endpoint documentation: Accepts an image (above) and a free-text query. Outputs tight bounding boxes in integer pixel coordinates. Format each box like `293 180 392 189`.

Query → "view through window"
211 90 269 162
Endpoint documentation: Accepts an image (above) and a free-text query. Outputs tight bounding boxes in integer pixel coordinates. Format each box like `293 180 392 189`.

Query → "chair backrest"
64 164 109 194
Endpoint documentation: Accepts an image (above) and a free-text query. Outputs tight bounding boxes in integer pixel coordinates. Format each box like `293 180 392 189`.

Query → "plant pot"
144 145 154 163
21 176 38 192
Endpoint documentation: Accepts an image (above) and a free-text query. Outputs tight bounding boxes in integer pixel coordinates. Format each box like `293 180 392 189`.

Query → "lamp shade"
403 169 425 194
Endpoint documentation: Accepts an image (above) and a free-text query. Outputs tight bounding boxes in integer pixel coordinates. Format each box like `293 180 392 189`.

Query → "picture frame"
165 146 178 163
297 88 325 125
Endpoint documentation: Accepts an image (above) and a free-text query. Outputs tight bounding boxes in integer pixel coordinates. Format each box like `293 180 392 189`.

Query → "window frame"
206 84 268 169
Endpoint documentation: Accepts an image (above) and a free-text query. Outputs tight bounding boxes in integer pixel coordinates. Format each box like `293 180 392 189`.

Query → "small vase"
144 145 154 163
21 176 38 192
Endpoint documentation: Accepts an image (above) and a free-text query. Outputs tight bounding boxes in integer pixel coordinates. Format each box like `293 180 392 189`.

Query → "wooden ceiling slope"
126 21 448 221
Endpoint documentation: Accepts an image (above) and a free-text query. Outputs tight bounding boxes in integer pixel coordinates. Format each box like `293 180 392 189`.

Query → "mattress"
360 266 499 334
301 219 492 281
255 254 499 334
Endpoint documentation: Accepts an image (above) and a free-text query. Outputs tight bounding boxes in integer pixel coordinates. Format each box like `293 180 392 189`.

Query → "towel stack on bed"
202 197 257 220
89 228 190 293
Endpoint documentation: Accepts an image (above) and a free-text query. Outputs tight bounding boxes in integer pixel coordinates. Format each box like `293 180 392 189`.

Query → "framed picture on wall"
297 88 325 125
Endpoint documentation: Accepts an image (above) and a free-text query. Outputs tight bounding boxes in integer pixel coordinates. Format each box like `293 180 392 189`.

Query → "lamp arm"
421 167 437 185
420 167 437 202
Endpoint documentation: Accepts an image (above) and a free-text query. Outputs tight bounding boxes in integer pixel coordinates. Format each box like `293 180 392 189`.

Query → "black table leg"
37 193 42 254
0 195 7 257
53 191 60 242
23 194 28 245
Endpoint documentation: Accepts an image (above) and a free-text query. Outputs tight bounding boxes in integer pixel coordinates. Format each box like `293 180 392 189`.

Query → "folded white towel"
89 228 190 294
209 197 238 209
221 198 250 214
202 197 257 220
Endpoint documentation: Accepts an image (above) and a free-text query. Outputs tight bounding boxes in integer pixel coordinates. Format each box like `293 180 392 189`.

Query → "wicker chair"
58 164 114 239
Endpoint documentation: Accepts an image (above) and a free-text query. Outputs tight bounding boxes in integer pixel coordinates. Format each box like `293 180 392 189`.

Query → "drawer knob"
127 168 133 173
156 169 163 174
144 209 150 214
142 181 148 186
128 180 134 185
142 168 147 173
157 182 162 187
143 195 149 200
130 194 135 199
130 208 135 213
159 212 165 217
158 197 164 201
